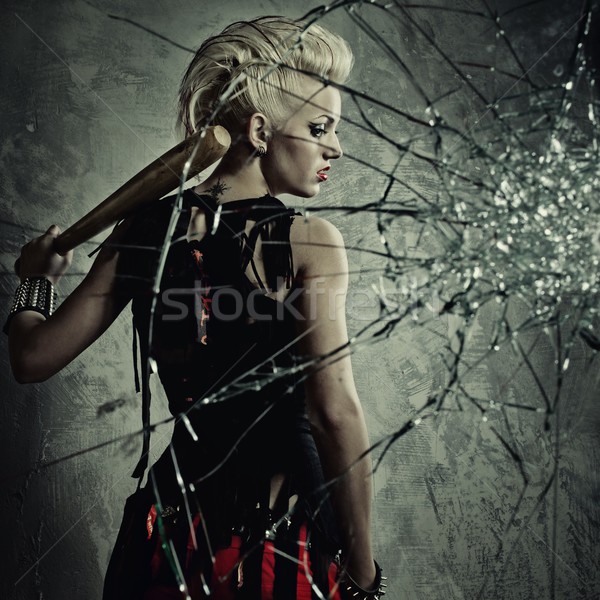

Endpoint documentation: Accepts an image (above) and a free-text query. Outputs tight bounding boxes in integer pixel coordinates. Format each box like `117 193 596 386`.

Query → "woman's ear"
247 113 272 153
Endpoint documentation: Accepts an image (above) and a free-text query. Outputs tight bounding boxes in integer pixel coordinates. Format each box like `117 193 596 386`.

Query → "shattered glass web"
7 0 600 598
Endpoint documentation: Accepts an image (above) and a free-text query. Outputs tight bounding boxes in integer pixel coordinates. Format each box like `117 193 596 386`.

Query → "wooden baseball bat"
51 125 231 255
14 126 230 275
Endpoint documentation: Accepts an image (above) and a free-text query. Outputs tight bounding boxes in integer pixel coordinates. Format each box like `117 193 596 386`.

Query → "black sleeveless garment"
104 190 340 599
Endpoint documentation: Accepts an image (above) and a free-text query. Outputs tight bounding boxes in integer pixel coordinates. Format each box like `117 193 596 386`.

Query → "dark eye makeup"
309 123 327 138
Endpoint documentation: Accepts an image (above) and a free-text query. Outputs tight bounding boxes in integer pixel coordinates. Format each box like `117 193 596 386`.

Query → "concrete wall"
1 1 598 598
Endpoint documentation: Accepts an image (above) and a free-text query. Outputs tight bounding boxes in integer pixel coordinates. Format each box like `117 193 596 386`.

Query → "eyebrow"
314 114 337 123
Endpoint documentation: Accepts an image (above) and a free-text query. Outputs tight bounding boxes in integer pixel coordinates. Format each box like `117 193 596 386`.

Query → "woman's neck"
194 147 271 203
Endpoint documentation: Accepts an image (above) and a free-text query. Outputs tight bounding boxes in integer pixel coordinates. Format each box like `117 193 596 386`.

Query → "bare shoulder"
291 214 343 243
290 215 346 274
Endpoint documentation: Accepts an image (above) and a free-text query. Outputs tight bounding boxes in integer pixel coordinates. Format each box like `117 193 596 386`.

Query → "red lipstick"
317 167 330 182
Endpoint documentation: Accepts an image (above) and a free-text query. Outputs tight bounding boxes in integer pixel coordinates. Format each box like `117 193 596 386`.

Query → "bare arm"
8 222 132 383
292 217 376 588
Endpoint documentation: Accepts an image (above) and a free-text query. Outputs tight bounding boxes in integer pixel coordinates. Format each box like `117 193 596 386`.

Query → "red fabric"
147 505 157 540
208 535 243 599
328 562 343 600
296 525 312 600
143 510 340 599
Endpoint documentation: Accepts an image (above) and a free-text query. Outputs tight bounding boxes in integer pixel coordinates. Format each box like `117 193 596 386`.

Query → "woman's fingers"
17 224 72 284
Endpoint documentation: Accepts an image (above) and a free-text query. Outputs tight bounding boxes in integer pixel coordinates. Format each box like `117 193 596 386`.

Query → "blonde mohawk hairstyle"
177 16 354 137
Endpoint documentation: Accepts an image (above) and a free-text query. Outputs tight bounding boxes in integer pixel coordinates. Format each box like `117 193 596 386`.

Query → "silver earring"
256 146 267 157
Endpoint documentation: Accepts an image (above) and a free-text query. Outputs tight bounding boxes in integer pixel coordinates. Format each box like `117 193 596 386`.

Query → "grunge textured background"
1 1 599 599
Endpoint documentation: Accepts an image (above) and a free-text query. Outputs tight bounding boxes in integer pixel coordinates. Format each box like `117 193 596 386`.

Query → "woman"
6 16 383 600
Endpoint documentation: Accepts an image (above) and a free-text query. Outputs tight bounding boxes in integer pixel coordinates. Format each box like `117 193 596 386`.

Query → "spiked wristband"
3 277 56 334
342 560 387 599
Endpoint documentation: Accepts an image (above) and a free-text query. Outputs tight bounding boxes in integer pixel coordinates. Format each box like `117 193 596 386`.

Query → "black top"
115 190 338 562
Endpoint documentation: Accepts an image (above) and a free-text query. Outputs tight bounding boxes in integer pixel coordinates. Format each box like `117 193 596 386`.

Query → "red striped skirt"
143 509 343 600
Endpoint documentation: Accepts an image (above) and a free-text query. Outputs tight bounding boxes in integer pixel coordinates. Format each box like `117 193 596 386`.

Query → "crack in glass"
3 1 599 598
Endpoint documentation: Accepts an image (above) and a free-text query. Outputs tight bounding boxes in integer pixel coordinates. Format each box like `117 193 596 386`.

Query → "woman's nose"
324 133 343 159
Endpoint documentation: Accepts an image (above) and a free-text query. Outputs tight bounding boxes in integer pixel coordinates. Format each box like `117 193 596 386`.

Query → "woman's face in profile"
262 77 343 198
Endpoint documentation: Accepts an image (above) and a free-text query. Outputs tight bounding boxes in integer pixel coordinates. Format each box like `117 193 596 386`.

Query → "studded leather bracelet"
3 276 56 334
342 560 387 599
